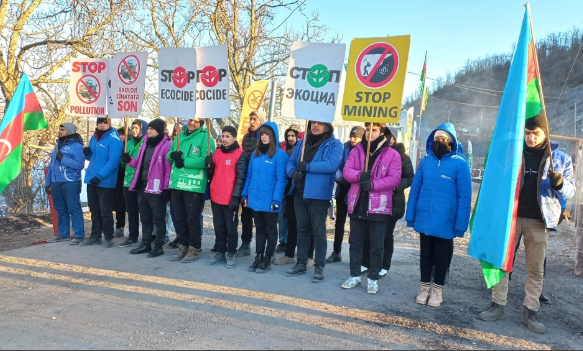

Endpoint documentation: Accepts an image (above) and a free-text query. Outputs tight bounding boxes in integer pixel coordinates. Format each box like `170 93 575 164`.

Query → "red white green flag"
420 52 428 112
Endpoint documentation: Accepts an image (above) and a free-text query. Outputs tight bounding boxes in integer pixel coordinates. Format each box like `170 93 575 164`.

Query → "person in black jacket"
237 110 265 257
362 141 414 278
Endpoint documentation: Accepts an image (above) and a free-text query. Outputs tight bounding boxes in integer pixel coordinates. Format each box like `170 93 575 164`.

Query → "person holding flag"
80 117 123 248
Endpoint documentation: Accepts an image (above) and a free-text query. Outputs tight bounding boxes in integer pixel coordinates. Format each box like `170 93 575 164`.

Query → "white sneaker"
379 269 388 278
341 276 361 289
367 279 378 295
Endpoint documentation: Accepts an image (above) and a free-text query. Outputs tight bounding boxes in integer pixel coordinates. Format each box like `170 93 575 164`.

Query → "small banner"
158 48 197 119
108 52 148 118
195 45 230 118
237 80 269 145
342 35 411 123
281 42 346 123
69 58 108 117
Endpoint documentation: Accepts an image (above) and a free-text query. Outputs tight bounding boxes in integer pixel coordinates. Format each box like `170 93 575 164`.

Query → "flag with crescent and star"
0 73 48 193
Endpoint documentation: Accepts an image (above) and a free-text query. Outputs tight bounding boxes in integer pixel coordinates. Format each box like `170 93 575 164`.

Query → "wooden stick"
207 118 212 155
86 117 90 146
176 118 181 150
123 116 129 153
300 119 309 162
364 124 372 172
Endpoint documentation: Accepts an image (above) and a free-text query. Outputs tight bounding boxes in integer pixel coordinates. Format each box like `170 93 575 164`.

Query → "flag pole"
86 117 90 146
300 119 309 161
123 116 129 153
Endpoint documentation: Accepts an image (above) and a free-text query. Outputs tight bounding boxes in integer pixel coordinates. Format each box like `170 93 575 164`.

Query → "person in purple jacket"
340 123 402 295
121 119 172 258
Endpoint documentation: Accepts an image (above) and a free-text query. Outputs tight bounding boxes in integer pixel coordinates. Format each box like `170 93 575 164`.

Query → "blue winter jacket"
242 122 289 213
406 123 473 239
286 131 343 201
535 143 576 230
45 134 85 186
84 127 123 189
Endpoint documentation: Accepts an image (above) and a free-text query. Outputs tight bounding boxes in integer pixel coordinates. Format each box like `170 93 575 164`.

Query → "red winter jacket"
210 144 249 205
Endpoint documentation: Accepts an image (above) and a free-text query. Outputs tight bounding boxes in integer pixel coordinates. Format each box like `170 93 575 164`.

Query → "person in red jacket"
206 126 249 268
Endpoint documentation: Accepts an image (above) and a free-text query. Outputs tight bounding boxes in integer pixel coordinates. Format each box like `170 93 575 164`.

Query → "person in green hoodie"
167 118 215 263
118 119 148 248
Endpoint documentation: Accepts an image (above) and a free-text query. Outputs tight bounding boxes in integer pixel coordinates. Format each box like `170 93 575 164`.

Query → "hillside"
404 28 583 157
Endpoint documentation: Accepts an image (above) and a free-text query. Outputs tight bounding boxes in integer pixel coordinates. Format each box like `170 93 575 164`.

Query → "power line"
428 96 499 108
551 38 583 118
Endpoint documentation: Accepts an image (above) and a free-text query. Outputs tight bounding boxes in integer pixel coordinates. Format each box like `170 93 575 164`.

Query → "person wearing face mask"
80 117 124 248
341 123 402 295
406 123 472 307
241 122 288 274
122 119 172 258
117 119 148 248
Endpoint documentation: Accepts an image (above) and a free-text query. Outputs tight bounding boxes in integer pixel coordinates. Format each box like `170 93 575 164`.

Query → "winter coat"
286 134 343 201
530 143 576 230
405 123 472 239
167 127 216 193
242 122 289 213
123 119 148 188
344 142 402 216
210 145 249 205
128 135 172 194
84 128 124 189
241 127 259 157
45 134 85 186
392 153 415 220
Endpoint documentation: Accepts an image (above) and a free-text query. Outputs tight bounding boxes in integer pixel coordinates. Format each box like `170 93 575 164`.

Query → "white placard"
195 45 230 118
281 42 346 123
108 52 148 118
158 48 197 119
69 58 108 117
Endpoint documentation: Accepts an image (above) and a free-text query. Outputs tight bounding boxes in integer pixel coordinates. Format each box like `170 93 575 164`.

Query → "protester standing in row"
237 110 266 257
45 123 86 244
327 126 364 263
206 126 248 268
80 117 123 248
406 123 472 307
286 121 343 282
113 128 127 238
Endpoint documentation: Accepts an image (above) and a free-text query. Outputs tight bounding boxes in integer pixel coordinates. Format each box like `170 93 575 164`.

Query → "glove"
359 179 372 192
548 170 563 190
174 158 185 169
340 179 351 190
45 186 51 195
292 171 304 183
121 152 132 164
56 150 63 162
83 147 91 156
359 172 371 182
297 161 308 173
205 156 214 169
170 151 183 161
162 189 171 204
89 177 100 185
229 196 240 211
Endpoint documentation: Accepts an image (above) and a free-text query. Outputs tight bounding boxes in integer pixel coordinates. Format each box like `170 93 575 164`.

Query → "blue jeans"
51 181 85 239
278 195 288 244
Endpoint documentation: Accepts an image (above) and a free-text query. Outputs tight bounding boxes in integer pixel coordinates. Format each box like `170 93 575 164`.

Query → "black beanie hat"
148 118 166 136
350 126 365 139
96 117 111 125
222 125 237 138
525 109 548 131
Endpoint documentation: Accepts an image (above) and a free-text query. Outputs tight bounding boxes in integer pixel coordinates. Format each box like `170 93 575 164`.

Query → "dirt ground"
0 204 582 349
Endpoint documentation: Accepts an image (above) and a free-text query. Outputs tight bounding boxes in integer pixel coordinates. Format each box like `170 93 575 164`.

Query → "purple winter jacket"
128 135 172 194
343 142 402 216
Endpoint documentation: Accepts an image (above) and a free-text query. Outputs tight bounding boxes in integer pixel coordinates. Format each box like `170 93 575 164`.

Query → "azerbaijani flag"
468 5 546 288
0 73 48 193
420 51 428 112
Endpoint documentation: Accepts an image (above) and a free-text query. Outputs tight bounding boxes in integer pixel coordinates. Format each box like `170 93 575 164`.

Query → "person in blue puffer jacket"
241 121 289 274
80 117 123 248
45 123 86 244
406 122 472 307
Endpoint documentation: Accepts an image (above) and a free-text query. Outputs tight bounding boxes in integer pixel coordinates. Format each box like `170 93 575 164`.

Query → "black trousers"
295 194 328 267
284 194 313 259
114 167 126 228
253 211 279 257
420 233 452 286
241 204 254 244
171 189 205 249
211 201 239 254
138 190 167 248
349 217 388 281
123 188 140 241
87 185 115 240
363 216 397 271
333 188 349 254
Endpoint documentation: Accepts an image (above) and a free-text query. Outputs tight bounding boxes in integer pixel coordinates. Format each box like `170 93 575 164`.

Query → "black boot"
256 255 272 274
130 244 152 254
168 237 179 249
248 253 263 272
147 246 164 258
539 292 551 305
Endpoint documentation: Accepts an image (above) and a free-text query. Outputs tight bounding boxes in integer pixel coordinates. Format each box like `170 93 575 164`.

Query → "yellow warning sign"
342 35 410 123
